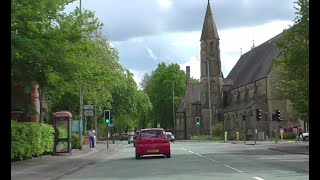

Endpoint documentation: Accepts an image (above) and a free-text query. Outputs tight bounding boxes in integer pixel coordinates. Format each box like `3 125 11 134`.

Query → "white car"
302 132 309 141
166 132 175 142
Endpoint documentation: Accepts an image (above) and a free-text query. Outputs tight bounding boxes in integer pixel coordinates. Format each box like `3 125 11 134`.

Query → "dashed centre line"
253 177 265 180
223 164 243 173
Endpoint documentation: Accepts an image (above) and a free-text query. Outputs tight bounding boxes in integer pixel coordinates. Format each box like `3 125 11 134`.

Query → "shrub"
282 132 297 139
71 133 84 149
213 122 224 137
11 121 54 161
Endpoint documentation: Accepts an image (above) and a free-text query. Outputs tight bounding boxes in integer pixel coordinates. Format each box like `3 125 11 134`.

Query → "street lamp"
207 60 213 139
172 81 176 136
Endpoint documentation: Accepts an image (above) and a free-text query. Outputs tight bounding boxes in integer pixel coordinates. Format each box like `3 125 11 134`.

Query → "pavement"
11 140 309 180
11 141 120 180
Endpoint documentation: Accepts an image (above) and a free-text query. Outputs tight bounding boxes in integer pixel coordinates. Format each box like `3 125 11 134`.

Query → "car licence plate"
147 149 159 153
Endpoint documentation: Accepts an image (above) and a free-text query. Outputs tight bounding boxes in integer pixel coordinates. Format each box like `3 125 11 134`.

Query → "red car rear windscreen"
140 130 165 138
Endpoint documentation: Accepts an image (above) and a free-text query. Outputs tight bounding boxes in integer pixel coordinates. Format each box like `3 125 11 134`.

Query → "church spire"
200 0 219 41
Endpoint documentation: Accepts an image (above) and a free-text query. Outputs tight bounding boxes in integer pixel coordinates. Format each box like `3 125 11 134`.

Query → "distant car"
166 132 175 142
120 133 128 141
302 132 309 141
133 131 140 147
135 128 171 159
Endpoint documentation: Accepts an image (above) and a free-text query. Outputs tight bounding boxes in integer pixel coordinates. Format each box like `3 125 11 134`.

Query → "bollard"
224 131 227 142
236 132 239 142
255 129 257 145
280 130 284 141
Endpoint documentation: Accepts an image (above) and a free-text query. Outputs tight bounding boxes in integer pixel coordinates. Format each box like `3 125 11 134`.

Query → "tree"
143 63 186 129
274 0 309 121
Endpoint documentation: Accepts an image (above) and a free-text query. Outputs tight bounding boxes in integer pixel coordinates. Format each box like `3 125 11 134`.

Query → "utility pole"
207 60 213 139
79 80 84 150
78 0 83 150
172 81 175 135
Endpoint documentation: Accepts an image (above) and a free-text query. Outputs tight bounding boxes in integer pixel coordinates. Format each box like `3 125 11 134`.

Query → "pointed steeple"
200 0 219 41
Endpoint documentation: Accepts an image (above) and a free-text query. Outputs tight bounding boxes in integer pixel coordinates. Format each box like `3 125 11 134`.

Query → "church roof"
177 98 186 113
190 83 201 103
200 1 219 40
222 100 256 113
226 32 283 89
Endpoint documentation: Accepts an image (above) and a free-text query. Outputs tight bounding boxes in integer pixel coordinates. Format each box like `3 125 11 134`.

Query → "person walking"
89 128 95 150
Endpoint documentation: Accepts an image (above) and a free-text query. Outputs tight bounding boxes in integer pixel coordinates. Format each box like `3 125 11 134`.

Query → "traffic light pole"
106 126 109 149
198 125 200 142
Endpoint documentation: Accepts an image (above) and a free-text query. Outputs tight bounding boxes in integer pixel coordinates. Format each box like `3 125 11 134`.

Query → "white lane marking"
253 177 264 180
181 148 219 162
223 164 243 173
208 158 219 162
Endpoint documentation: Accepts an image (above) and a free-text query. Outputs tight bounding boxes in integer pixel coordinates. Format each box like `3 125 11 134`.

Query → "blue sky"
65 0 296 88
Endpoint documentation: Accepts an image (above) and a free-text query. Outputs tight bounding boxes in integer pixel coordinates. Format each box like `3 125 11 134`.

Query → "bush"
11 121 54 161
71 133 84 149
282 132 297 139
213 122 224 137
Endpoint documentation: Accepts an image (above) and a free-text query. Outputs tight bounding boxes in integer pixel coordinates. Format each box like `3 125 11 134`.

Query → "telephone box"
53 111 72 155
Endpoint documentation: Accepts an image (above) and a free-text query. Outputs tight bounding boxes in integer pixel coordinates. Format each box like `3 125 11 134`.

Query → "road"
60 141 309 180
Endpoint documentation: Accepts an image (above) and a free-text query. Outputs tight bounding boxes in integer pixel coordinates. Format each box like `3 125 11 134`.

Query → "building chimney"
186 66 190 87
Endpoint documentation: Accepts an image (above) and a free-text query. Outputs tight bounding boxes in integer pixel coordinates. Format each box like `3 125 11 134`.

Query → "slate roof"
226 32 283 89
177 98 186 113
190 83 201 104
222 100 256 113
200 1 219 40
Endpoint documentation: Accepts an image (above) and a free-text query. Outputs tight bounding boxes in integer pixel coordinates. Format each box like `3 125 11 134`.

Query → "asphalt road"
60 141 309 180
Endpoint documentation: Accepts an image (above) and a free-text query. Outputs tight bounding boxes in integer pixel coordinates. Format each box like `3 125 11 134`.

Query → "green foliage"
11 121 54 161
71 133 83 149
11 0 153 133
213 122 224 137
282 132 297 139
274 0 309 122
142 63 186 129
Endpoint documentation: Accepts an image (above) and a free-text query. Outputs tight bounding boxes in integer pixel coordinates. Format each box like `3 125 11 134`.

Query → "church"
175 1 303 140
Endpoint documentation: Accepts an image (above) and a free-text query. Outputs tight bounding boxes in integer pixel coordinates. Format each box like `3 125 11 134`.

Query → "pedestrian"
89 127 95 150
298 128 303 141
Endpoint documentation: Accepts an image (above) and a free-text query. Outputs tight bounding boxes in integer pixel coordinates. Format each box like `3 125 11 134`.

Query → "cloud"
157 0 173 8
124 20 293 86
147 48 158 61
128 69 146 89
64 0 295 41
179 56 200 80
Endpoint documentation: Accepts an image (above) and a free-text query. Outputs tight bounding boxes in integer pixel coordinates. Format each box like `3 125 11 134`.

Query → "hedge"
11 121 54 161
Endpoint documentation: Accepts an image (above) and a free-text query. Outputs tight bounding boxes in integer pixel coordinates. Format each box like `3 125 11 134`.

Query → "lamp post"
206 60 213 139
172 81 176 136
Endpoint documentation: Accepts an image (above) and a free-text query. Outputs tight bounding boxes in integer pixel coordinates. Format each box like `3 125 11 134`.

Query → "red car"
135 128 171 159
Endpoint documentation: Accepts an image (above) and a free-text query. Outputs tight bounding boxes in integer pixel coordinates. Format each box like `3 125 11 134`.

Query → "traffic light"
272 111 276 121
264 112 268 121
110 115 114 126
104 110 110 125
256 109 262 121
276 110 282 122
196 117 200 126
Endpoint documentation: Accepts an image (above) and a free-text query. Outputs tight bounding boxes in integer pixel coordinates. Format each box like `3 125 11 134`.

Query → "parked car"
120 133 128 141
166 132 175 142
135 128 171 159
133 131 140 147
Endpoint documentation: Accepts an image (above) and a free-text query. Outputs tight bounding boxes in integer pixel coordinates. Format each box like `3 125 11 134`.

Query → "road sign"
84 109 94 117
84 105 94 110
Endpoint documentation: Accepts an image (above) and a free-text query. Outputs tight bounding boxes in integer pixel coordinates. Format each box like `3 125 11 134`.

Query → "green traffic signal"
196 122 200 126
105 119 110 124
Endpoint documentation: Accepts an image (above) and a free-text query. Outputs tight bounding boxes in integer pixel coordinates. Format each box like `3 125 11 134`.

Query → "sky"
65 0 296 88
